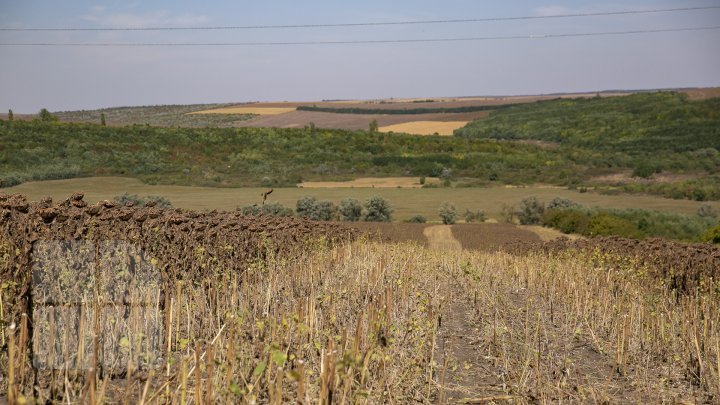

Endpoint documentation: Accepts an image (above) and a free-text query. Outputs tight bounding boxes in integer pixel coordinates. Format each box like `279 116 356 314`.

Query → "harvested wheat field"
3 194 720 403
379 121 468 136
190 106 296 115
299 177 441 188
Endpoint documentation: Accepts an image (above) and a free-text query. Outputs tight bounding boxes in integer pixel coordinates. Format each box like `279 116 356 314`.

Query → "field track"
423 225 462 251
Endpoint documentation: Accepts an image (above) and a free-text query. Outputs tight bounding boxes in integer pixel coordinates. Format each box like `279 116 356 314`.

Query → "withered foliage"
0 192 358 316
511 236 720 294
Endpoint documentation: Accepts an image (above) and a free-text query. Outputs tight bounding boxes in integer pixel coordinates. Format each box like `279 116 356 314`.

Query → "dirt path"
423 225 463 251
437 288 651 403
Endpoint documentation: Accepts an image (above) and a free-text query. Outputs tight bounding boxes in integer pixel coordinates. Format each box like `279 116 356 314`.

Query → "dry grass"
299 177 441 189
379 121 469 136
189 107 296 115
4 240 719 403
423 225 462 251
683 87 720 100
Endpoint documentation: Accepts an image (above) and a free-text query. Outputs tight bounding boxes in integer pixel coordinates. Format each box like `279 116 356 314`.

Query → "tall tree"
38 108 58 122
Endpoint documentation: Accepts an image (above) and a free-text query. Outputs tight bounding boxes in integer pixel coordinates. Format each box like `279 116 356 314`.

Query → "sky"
1 0 719 112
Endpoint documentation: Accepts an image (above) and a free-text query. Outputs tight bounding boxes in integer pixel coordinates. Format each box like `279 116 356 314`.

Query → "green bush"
587 214 644 238
463 209 486 223
697 204 718 218
542 209 590 234
339 198 363 222
363 196 393 222
38 108 58 122
547 197 578 210
438 202 457 225
296 196 337 221
241 202 293 217
701 224 720 243
113 193 172 208
632 162 657 179
517 197 545 225
405 215 427 223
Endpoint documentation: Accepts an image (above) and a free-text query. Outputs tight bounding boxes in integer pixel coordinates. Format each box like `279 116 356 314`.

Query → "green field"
4 177 717 222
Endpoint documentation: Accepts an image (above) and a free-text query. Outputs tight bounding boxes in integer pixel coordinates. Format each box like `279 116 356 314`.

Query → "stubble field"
2 194 719 403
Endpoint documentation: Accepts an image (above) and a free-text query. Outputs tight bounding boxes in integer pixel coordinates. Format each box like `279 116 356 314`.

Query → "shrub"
438 202 457 225
547 197 578 210
369 120 379 132
339 198 363 222
587 214 643 238
363 196 393 222
517 197 545 225
296 196 337 221
241 202 293 217
542 209 590 234
38 108 58 122
405 215 427 223
632 162 658 179
697 204 718 218
500 204 516 223
701 224 720 243
464 209 486 223
113 193 172 208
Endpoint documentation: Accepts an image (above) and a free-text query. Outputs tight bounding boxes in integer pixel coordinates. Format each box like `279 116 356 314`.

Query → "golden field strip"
299 177 442 188
379 121 468 136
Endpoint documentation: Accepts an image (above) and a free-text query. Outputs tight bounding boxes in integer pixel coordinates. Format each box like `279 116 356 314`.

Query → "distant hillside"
54 104 256 127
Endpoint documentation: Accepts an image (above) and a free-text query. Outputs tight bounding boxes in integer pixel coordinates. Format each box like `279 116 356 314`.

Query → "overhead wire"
1 26 718 46
0 6 718 31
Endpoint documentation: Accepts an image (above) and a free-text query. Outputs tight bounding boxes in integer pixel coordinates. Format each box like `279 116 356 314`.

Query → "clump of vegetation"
296 196 337 221
113 192 172 208
368 119 379 132
363 196 393 222
701 224 720 243
541 200 717 241
405 214 427 223
338 198 363 222
517 197 545 225
463 209 486 223
697 204 718 218
500 203 517 224
240 202 294 217
438 202 457 225
37 108 58 122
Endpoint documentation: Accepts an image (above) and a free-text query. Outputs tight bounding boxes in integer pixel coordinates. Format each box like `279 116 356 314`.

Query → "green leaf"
271 350 287 367
228 382 243 396
253 361 266 377
119 336 130 348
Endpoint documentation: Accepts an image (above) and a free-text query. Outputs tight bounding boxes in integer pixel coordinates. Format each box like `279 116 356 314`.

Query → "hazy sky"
1 0 719 112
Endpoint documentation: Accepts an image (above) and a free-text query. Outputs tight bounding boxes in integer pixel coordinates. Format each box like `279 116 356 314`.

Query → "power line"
0 26 718 46
1 6 719 31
